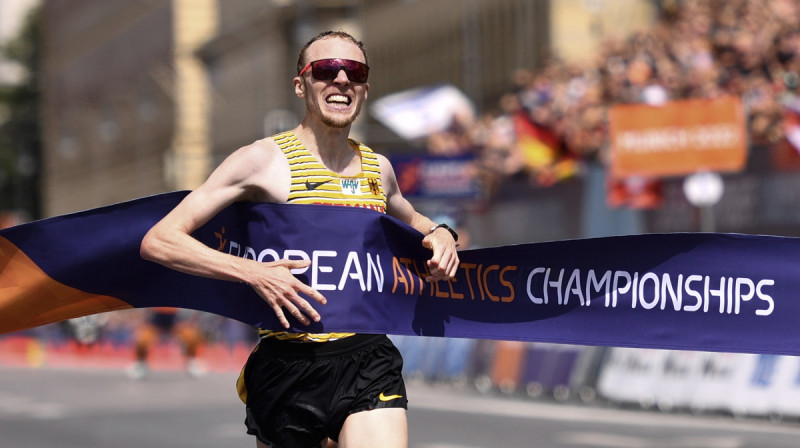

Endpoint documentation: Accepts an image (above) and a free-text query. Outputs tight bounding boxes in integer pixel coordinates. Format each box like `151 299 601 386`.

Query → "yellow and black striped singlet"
258 130 386 342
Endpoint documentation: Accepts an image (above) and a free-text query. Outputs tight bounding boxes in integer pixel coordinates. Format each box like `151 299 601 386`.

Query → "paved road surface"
1 366 799 448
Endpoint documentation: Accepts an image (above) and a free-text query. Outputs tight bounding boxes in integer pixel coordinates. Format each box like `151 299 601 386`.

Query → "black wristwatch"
430 223 459 242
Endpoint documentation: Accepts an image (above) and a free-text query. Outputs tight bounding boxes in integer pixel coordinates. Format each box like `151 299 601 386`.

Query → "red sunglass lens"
310 59 369 83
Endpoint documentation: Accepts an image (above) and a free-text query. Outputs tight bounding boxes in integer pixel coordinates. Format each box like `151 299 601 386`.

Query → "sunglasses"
298 58 369 83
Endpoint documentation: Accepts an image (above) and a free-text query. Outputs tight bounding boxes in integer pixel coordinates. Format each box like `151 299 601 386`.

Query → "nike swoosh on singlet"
305 179 329 190
378 392 404 402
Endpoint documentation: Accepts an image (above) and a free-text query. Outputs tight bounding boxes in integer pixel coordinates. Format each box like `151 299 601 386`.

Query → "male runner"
140 30 460 448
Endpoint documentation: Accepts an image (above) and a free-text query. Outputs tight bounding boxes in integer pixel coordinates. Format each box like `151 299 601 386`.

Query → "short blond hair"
296 30 367 74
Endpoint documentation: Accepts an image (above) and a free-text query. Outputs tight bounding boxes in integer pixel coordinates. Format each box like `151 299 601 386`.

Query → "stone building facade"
39 0 653 219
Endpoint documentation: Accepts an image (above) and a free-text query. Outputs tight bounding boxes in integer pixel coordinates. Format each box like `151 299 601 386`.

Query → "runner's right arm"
140 141 327 328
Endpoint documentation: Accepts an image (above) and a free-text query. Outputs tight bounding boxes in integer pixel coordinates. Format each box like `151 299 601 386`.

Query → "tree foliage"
0 5 41 219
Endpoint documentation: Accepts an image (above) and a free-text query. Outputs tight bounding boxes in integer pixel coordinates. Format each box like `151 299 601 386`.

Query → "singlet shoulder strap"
350 138 382 180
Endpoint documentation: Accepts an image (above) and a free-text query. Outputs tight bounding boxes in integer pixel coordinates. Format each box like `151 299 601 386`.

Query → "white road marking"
556 432 744 448
416 445 486 448
407 384 800 437
0 390 66 420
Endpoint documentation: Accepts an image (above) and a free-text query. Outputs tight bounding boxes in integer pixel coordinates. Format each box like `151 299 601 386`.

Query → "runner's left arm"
377 154 459 282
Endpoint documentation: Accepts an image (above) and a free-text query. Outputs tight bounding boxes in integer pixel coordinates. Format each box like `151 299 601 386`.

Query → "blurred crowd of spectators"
427 0 800 196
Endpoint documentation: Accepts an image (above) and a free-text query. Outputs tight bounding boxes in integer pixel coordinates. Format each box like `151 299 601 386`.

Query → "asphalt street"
1 366 799 448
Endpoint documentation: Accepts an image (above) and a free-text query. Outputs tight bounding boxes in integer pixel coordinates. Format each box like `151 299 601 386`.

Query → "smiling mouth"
326 94 352 106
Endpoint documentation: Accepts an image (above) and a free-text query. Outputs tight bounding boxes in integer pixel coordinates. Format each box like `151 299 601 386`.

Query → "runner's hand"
248 259 327 328
422 229 459 282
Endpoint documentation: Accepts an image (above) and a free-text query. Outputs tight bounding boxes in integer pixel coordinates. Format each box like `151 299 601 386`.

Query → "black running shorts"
239 334 407 448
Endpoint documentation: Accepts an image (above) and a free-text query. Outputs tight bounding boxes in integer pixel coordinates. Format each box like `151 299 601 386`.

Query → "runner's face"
295 38 369 129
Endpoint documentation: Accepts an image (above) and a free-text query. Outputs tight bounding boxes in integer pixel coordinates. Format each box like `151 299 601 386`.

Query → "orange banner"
609 97 747 178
